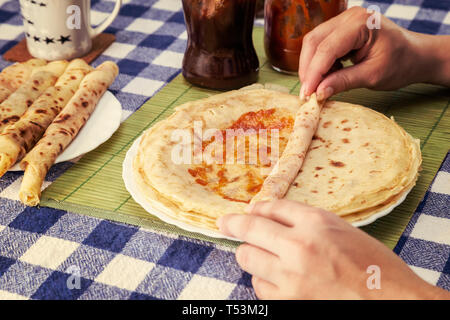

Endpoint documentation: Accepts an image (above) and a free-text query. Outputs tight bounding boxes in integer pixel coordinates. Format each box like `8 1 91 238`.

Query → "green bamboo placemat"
41 27 450 249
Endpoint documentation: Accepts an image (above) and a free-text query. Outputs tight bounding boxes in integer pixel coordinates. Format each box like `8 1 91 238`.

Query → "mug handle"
89 0 122 37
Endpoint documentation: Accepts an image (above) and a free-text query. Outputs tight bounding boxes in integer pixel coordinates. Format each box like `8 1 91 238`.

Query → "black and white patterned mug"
20 0 122 60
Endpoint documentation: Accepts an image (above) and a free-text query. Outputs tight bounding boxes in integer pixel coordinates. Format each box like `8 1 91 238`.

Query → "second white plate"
10 91 122 171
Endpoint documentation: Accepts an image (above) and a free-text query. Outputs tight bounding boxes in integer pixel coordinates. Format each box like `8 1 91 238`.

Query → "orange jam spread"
187 108 294 203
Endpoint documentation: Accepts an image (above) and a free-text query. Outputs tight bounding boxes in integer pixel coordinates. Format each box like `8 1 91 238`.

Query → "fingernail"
317 87 334 101
299 85 307 100
216 216 229 236
317 89 324 101
216 216 225 229
324 87 334 99
217 215 236 237
245 203 255 214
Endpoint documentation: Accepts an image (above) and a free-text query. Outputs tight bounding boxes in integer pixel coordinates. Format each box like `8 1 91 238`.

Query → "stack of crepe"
0 58 119 206
132 85 421 230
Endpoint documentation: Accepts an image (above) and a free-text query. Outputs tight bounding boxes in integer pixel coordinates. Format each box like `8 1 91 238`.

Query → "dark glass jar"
182 0 260 90
265 0 347 74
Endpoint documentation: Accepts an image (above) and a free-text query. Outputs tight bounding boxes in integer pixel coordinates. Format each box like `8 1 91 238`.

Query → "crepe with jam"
252 93 323 202
133 87 421 230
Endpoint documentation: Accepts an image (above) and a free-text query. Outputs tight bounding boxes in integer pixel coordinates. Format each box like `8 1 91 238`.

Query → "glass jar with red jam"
264 0 347 74
182 0 260 90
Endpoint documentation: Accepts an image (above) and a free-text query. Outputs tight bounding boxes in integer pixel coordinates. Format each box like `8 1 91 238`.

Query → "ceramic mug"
19 0 122 61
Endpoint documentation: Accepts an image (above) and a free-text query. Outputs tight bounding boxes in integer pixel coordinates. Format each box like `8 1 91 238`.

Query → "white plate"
123 134 412 239
10 91 122 171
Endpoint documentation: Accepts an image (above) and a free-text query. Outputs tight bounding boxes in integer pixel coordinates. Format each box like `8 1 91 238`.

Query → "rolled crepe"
19 61 119 206
251 94 323 202
0 60 68 132
0 59 47 103
0 59 93 177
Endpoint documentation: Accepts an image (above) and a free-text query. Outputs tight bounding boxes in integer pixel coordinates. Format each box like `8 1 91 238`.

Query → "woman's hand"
299 6 450 100
217 200 450 299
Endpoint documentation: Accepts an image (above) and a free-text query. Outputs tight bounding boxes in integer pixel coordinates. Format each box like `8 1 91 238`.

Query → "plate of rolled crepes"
0 58 120 206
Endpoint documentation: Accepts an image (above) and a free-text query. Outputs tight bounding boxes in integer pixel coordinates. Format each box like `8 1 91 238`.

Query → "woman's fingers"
245 199 315 227
298 10 347 83
217 213 289 254
299 24 336 83
316 62 374 99
302 24 370 98
236 243 280 283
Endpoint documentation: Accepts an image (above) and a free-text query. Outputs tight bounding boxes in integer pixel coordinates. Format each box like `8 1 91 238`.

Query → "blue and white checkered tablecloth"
0 0 449 299
394 152 450 290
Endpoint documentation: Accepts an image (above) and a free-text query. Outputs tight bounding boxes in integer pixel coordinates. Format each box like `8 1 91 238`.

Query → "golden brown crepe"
284 101 421 217
132 88 421 231
251 94 322 202
19 61 119 206
0 61 68 132
0 59 93 177
0 59 47 103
